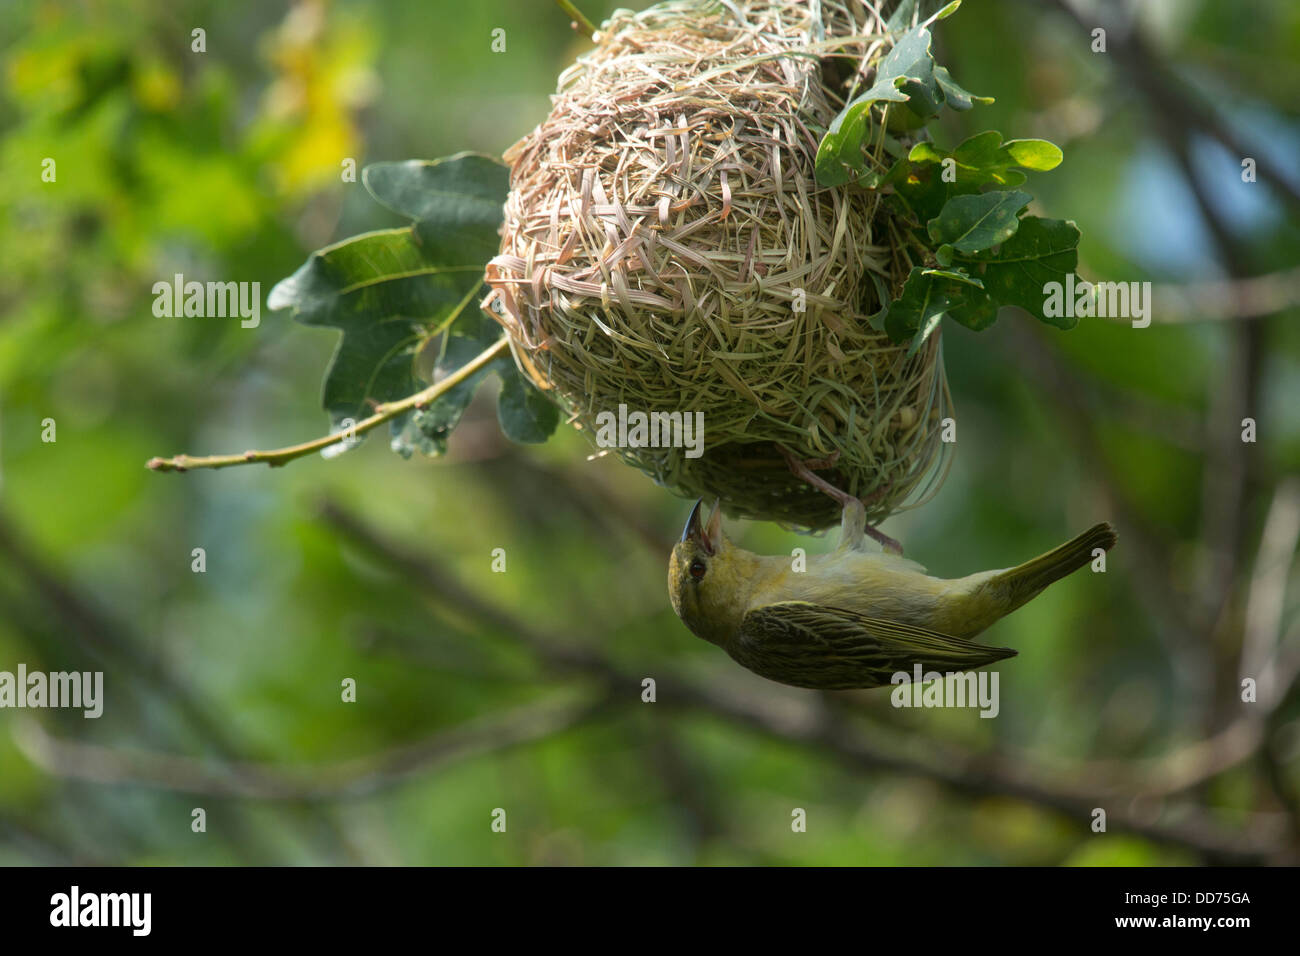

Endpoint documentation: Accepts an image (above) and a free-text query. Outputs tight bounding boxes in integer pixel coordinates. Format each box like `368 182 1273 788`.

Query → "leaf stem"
554 0 598 37
147 336 511 473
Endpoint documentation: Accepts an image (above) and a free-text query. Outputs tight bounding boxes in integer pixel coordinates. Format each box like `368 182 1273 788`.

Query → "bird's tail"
990 522 1117 614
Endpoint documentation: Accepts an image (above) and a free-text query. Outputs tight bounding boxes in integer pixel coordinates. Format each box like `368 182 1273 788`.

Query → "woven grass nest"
483 0 952 529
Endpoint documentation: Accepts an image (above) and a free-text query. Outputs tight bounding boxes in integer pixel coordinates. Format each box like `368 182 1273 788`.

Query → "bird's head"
668 499 751 646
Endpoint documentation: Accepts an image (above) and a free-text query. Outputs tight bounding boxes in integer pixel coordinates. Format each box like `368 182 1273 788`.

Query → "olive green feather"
730 601 1016 690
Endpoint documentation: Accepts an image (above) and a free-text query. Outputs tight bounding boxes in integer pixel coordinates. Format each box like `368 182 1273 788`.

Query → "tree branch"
1151 267 1300 323
146 336 509 473
1037 0 1300 212
13 692 611 801
554 0 598 38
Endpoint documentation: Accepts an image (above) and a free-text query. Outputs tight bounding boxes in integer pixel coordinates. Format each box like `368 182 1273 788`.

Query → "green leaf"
886 0 920 32
363 154 508 263
268 228 473 435
952 130 1009 169
497 368 560 444
391 325 506 458
891 155 974 224
923 267 983 288
931 1 963 22
907 131 1059 189
908 141 946 164
933 65 993 110
1003 139 1064 171
927 189 1031 254
815 76 910 186
896 62 943 120
966 216 1082 328
814 6 993 186
815 25 933 186
878 23 934 77
269 152 508 442
947 293 999 331
807 5 1083 342
883 267 965 354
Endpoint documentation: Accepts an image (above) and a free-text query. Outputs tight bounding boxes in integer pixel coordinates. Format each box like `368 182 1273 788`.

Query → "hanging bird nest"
483 0 952 529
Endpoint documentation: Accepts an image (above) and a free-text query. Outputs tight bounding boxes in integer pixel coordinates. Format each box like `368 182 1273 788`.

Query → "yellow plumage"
668 500 1116 690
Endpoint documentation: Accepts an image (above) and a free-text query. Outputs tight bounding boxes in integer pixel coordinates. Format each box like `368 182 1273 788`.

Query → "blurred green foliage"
0 0 1297 865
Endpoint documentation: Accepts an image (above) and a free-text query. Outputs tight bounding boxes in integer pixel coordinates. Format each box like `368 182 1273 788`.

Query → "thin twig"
146 337 510 473
554 0 598 37
13 693 611 801
1150 267 1300 323
1241 479 1300 708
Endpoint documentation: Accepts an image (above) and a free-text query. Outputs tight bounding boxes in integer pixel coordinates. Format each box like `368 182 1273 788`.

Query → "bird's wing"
732 601 1017 690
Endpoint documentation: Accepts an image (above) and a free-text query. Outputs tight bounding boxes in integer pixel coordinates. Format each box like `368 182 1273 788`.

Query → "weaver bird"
668 500 1116 690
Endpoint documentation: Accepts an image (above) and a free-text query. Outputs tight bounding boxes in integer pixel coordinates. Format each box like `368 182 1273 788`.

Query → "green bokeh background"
0 0 1297 865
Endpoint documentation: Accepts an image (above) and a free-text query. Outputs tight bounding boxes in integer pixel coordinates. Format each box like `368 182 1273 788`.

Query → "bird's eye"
689 559 707 580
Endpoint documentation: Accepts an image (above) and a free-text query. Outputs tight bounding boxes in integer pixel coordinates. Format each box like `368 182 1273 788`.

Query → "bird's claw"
782 447 903 555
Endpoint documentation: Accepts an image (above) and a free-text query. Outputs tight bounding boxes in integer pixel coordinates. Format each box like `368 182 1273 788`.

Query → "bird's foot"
861 522 903 556
780 448 903 555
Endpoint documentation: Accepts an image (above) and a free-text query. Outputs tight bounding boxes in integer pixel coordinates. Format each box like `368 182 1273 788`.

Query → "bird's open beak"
681 498 705 545
680 498 720 555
